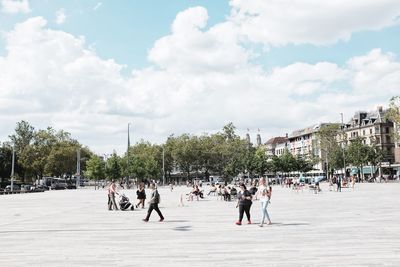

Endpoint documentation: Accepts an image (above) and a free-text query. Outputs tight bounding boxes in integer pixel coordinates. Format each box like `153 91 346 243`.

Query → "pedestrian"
108 180 119 210
136 183 146 209
337 176 342 192
235 183 252 225
257 177 272 227
143 183 164 222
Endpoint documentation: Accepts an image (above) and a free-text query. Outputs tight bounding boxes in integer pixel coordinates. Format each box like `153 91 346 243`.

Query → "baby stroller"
119 194 134 211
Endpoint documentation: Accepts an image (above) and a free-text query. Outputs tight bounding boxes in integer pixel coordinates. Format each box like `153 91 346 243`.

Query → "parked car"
5 185 21 191
66 184 77 189
51 183 66 190
21 184 34 192
35 185 49 191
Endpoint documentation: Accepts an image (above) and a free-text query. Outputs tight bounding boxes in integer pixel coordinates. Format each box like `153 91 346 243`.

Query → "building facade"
264 136 288 156
342 107 395 164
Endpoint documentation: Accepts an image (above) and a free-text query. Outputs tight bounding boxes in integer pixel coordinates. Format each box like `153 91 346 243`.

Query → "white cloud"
229 0 400 46
1 0 30 14
0 7 399 154
55 8 66 24
148 7 250 74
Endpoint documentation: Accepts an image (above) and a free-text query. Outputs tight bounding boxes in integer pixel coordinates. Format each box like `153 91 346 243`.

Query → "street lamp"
162 145 165 186
127 123 131 185
76 148 81 188
340 113 347 182
10 144 15 191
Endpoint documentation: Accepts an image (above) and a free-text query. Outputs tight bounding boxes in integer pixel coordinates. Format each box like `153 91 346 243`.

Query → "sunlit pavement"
1 183 400 266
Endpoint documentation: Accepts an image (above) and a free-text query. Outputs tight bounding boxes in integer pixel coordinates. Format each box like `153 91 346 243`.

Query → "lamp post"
162 145 165 186
76 148 81 188
127 123 131 185
11 144 15 191
340 113 347 181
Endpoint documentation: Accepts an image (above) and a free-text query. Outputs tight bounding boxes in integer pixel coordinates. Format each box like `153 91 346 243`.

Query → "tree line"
1 96 399 183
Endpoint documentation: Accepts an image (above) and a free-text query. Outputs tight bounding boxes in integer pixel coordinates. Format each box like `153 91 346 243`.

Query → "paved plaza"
1 183 400 266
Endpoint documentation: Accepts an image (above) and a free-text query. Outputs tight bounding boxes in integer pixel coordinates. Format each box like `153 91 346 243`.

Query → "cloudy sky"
1 0 400 155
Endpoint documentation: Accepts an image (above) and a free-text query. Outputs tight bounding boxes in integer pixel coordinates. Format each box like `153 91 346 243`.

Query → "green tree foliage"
366 145 384 177
126 141 162 181
0 142 12 182
85 156 105 181
386 96 400 141
5 121 92 182
317 124 341 174
253 147 270 176
347 137 370 181
106 152 122 180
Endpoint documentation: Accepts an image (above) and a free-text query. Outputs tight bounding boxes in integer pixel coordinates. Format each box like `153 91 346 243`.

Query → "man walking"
337 176 342 192
108 180 119 210
143 183 164 222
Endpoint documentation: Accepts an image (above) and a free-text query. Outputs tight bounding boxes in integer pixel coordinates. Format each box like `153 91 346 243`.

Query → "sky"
1 0 400 155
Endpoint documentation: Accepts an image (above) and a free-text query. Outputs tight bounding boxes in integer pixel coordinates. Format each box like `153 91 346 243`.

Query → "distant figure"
235 183 252 225
337 176 342 192
108 180 119 210
257 177 272 227
207 184 217 196
178 193 184 207
136 183 146 209
169 183 174 192
143 183 164 222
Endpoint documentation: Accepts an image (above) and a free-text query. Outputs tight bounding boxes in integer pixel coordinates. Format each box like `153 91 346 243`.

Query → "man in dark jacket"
143 183 164 222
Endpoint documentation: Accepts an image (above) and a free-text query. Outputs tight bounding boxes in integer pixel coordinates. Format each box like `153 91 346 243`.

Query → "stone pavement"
1 183 400 266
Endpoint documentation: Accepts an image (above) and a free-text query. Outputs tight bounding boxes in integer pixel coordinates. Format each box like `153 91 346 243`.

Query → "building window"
386 127 390 134
370 129 373 134
362 130 365 135
387 136 391 143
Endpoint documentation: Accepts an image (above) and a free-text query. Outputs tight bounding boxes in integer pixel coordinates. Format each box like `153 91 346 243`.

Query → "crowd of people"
106 177 273 227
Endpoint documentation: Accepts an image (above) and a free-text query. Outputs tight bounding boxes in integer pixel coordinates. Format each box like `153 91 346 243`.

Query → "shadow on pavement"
272 222 310 226
172 225 192 231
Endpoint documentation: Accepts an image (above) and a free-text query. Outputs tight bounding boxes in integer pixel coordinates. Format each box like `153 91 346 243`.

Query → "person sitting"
230 187 237 199
223 186 231 201
193 185 204 199
188 185 204 201
207 184 217 196
217 185 223 201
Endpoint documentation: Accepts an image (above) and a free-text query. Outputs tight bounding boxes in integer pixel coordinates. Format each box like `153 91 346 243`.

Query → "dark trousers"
145 203 164 220
239 203 251 222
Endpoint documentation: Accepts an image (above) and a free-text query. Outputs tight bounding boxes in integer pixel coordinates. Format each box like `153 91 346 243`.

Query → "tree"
126 141 162 182
253 147 270 177
366 145 384 178
8 121 35 182
170 134 198 180
106 153 122 180
85 156 106 187
295 156 315 173
347 137 370 181
317 124 341 178
18 128 58 180
0 142 12 182
386 96 400 142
